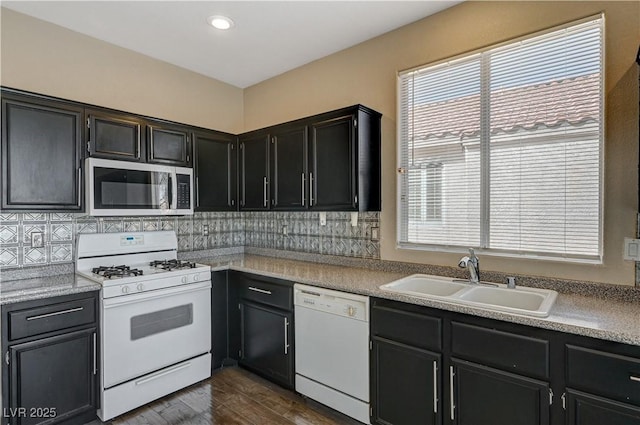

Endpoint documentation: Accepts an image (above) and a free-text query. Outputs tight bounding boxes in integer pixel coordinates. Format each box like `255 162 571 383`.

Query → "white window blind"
398 16 603 261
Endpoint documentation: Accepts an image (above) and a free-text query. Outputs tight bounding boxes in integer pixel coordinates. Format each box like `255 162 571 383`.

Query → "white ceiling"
2 1 461 88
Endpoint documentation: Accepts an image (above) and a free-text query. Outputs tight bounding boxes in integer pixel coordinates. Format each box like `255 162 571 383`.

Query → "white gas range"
76 231 211 421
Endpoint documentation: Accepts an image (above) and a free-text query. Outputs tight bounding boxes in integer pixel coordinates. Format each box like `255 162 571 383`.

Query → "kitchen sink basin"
457 285 557 317
381 274 558 317
380 274 469 297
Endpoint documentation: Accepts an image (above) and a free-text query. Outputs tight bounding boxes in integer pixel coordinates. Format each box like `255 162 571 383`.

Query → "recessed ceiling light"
207 15 234 30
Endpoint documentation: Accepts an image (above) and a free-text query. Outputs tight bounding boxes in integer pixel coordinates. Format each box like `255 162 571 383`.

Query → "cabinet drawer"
567 345 640 406
238 277 292 310
451 321 549 379
9 297 96 341
371 305 441 351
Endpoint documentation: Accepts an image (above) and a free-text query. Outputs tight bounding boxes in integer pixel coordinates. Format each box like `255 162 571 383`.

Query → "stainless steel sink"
380 274 557 317
380 274 469 298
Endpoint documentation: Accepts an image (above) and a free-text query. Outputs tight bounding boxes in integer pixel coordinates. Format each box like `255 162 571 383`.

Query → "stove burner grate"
150 259 197 271
92 265 144 279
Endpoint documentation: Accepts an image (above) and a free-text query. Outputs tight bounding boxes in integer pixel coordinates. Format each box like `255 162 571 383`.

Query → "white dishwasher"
294 284 370 424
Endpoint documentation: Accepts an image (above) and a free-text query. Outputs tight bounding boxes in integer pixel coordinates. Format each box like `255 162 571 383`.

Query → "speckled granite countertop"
3 254 640 347
0 274 101 305
199 254 640 346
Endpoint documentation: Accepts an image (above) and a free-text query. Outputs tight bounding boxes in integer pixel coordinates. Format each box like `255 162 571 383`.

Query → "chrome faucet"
458 248 480 284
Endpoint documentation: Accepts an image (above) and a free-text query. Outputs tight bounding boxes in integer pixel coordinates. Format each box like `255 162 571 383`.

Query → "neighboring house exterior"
404 73 600 255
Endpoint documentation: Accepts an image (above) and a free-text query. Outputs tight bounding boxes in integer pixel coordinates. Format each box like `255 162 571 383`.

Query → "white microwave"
86 158 193 216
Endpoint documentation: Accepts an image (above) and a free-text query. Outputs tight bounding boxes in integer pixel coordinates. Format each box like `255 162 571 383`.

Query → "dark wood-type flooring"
85 367 361 425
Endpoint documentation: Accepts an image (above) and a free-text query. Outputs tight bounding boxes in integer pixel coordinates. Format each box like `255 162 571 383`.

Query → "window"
397 16 603 261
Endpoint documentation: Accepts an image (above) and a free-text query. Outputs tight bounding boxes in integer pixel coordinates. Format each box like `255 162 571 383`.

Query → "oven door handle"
103 281 211 308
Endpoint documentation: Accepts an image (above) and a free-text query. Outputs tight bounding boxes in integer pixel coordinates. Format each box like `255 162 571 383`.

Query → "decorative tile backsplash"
243 212 380 259
0 211 380 270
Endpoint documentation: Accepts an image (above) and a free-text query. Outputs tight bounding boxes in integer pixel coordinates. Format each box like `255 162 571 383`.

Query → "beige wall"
244 1 640 285
0 8 244 133
1 3 638 285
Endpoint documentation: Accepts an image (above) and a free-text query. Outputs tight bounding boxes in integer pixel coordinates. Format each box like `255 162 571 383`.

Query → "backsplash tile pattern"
0 210 380 270
243 212 380 259
0 212 244 270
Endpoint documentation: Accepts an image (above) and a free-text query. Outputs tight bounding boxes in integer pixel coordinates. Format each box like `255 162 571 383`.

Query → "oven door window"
131 304 193 340
94 167 170 210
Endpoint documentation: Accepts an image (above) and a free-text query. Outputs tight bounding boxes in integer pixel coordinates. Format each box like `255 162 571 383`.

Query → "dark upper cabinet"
86 109 145 162
193 130 237 211
270 126 308 210
309 114 356 210
147 121 191 167
238 104 381 212
1 91 84 211
239 134 270 210
309 105 381 211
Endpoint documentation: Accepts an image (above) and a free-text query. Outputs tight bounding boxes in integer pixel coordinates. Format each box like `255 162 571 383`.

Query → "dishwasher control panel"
294 284 369 322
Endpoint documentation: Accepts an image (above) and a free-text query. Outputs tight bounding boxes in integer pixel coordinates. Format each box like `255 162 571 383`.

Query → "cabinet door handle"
309 172 314 206
263 177 268 207
248 286 271 295
449 366 455 421
93 332 97 375
26 306 84 321
195 177 200 208
433 361 438 414
631 375 640 383
136 125 142 159
239 304 245 359
77 167 82 207
301 173 306 205
284 317 290 355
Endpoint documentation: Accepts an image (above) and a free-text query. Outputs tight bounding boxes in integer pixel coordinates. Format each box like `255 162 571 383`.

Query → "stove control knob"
181 276 188 284
348 306 355 317
193 273 200 282
122 286 130 294
137 283 144 292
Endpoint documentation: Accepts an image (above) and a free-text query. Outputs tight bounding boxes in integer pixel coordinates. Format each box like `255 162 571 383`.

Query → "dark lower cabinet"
228 271 294 390
239 301 293 388
8 329 97 425
1 90 84 211
211 271 229 371
371 337 440 425
2 292 99 425
451 359 550 425
566 390 640 425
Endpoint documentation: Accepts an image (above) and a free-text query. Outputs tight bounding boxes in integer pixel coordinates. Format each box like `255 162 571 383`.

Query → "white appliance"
76 231 211 421
86 157 193 216
294 284 370 424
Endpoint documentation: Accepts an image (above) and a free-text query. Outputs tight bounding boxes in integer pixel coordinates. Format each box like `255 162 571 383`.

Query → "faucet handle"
458 256 470 268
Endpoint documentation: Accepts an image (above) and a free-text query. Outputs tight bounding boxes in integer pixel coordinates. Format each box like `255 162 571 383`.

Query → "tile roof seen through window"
410 73 600 140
